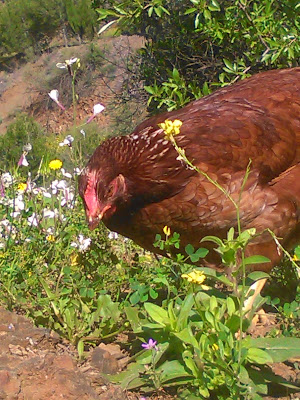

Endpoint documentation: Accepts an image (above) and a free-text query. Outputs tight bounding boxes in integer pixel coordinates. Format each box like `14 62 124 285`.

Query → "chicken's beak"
87 204 112 230
88 216 100 231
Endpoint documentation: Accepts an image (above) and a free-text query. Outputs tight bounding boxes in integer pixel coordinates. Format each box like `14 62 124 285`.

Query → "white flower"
51 179 68 194
43 209 58 219
70 234 91 252
87 103 105 123
23 143 32 152
59 135 74 147
1 173 14 187
48 89 65 111
56 57 78 69
14 195 25 211
0 219 10 228
61 168 72 178
27 213 38 227
60 188 74 207
48 89 59 102
93 103 105 115
73 167 82 175
108 231 119 240
80 129 86 138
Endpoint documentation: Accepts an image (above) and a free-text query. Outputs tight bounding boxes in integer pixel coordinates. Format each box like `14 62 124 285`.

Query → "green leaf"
223 58 233 70
174 327 199 348
144 302 169 326
203 9 211 19
201 235 223 246
184 7 197 15
247 348 273 364
130 291 140 305
185 244 195 256
144 85 156 94
125 306 142 332
244 256 270 265
182 349 199 377
227 227 235 241
109 363 145 389
172 68 180 81
77 339 84 358
226 297 236 316
177 293 194 330
247 271 270 280
243 337 300 363
157 360 192 383
149 287 158 299
190 248 209 262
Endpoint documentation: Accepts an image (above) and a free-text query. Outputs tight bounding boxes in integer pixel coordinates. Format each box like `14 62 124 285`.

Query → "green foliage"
0 114 56 173
144 67 208 111
0 0 98 62
0 0 62 56
114 282 300 399
65 0 97 40
97 0 299 111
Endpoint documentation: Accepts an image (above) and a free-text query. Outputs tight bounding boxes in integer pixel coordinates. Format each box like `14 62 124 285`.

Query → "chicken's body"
79 68 300 272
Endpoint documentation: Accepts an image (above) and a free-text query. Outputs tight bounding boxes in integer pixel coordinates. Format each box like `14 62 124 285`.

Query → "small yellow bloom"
212 343 219 351
18 183 27 192
158 119 183 140
46 234 55 242
182 269 206 285
28 271 32 277
163 225 171 236
292 254 299 262
70 253 79 266
49 159 63 170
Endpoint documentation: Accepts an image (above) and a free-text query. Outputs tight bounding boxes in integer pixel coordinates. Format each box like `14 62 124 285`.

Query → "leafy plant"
97 0 299 112
113 270 300 399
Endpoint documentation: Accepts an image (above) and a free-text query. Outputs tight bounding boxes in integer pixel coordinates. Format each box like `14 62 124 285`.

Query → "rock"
91 347 119 374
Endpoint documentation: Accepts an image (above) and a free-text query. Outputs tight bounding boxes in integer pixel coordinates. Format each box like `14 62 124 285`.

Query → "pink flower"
18 153 29 167
141 339 158 350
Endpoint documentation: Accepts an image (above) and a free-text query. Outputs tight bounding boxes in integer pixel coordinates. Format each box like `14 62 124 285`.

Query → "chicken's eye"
106 185 114 199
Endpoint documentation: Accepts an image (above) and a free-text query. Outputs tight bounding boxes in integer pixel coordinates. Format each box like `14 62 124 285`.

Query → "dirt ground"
0 306 142 400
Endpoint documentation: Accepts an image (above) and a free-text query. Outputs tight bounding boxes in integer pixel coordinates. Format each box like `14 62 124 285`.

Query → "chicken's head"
78 167 128 230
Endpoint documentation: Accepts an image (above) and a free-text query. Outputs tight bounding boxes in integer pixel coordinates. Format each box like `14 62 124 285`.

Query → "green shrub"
0 114 55 173
97 0 300 111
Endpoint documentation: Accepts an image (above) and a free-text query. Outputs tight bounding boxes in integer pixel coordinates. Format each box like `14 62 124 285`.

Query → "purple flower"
141 338 158 350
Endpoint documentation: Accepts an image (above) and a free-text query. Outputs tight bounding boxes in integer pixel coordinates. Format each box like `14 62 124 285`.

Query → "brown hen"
79 67 300 274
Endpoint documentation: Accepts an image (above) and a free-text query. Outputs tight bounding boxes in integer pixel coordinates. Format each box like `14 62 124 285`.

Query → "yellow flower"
163 225 171 236
46 234 55 242
49 159 63 170
292 254 299 262
212 343 219 351
70 253 79 266
18 183 27 192
158 119 183 140
182 269 206 285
